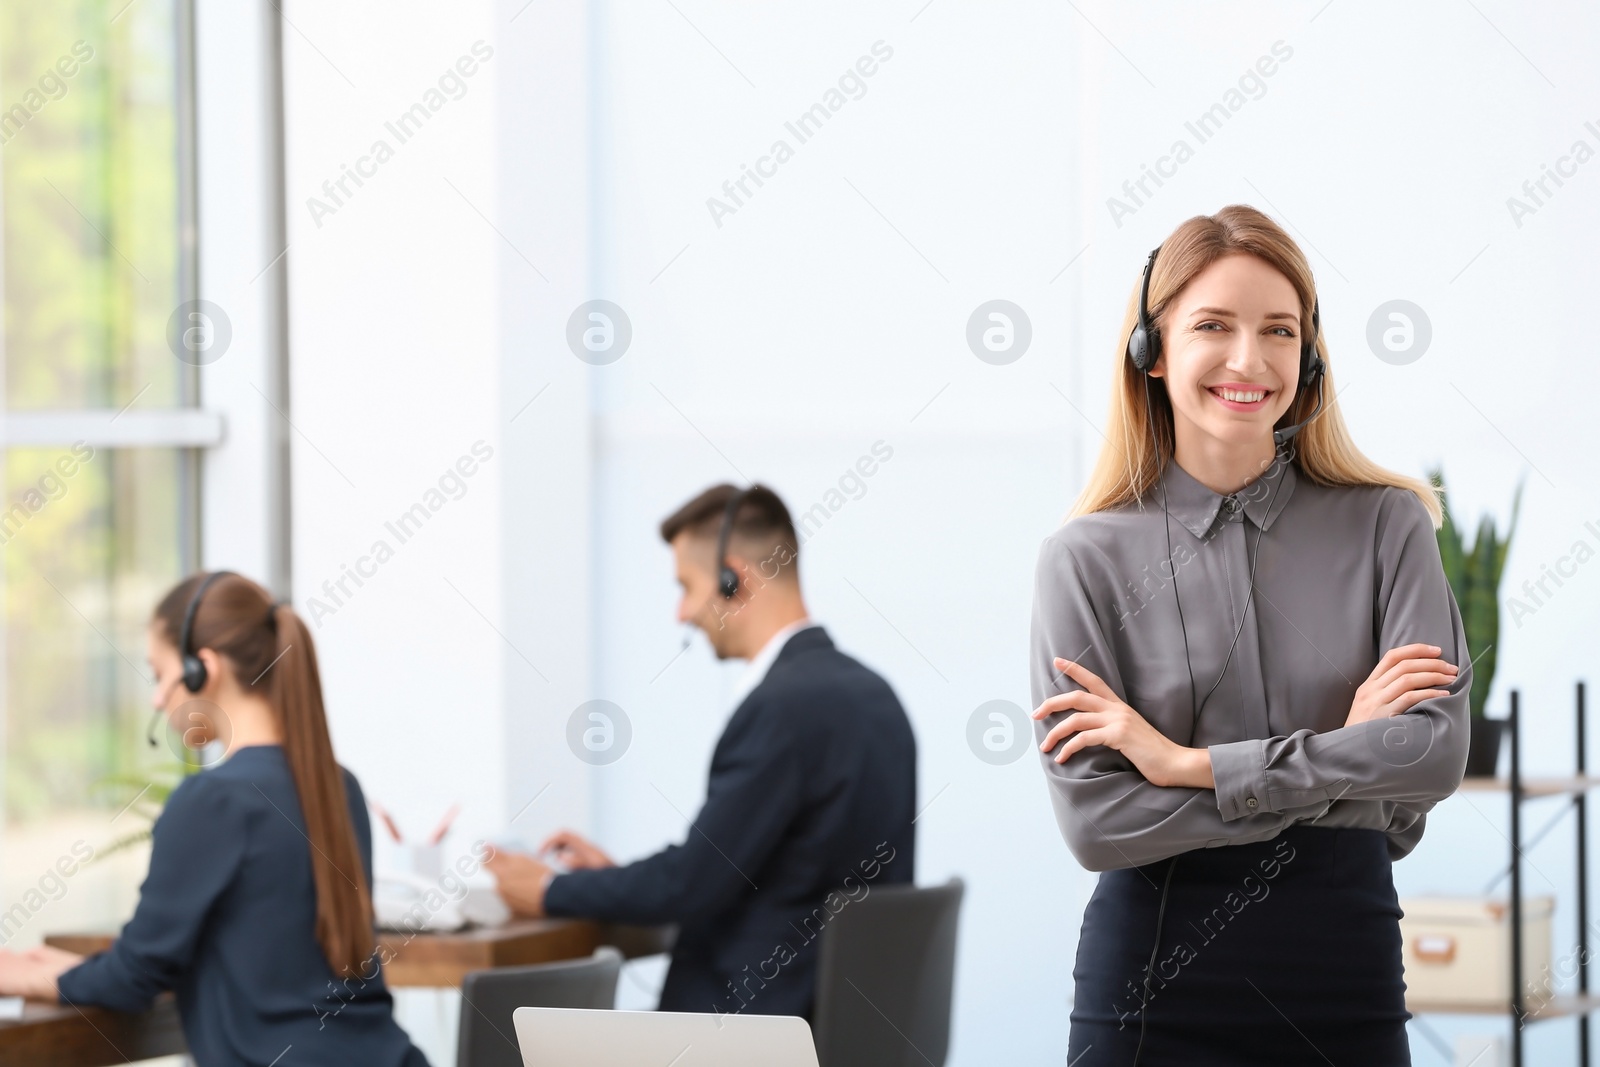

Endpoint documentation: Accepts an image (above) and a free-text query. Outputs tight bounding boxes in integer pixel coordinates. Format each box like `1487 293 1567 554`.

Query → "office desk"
3 920 675 1065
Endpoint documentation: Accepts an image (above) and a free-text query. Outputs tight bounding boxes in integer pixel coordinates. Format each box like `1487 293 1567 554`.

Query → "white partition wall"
280 1 595 1060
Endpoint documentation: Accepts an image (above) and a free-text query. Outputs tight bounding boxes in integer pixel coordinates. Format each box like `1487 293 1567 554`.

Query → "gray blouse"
1029 452 1472 872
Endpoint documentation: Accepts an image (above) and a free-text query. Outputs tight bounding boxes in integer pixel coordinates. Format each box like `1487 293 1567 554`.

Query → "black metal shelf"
1420 683 1591 1067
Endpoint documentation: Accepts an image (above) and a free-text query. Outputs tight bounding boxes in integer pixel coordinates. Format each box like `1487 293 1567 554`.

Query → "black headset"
1125 244 1322 1065
147 570 234 749
1128 243 1324 391
179 570 233 693
715 487 754 599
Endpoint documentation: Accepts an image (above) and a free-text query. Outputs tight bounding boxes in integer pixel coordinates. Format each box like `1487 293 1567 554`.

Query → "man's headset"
1125 244 1325 1065
715 486 754 599
677 487 757 652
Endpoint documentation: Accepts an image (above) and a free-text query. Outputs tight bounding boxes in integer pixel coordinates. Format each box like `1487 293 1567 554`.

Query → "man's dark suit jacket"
542 624 917 1019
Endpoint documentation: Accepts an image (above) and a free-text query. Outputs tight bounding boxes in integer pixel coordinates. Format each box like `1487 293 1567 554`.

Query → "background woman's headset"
146 570 234 747
180 571 234 692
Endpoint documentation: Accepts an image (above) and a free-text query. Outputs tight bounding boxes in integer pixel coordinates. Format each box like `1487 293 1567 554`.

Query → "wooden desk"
5 919 675 1064
0 997 184 1067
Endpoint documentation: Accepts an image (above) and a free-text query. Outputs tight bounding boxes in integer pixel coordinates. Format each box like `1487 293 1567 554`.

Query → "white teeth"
1213 387 1266 403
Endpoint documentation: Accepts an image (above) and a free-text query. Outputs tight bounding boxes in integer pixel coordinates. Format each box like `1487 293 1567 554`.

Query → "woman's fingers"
1040 711 1107 752
1055 728 1109 764
1031 689 1106 720
1371 687 1451 719
1370 644 1443 681
1054 658 1113 700
1377 671 1457 707
1397 689 1449 713
1377 657 1458 691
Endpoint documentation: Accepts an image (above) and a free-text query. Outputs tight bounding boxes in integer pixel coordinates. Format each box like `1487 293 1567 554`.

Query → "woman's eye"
1195 321 1223 332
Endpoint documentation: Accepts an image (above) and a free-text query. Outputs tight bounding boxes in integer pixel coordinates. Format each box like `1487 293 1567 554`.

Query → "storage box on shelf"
1401 894 1554 1008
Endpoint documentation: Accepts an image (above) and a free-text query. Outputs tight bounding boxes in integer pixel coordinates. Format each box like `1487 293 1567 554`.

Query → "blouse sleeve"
56 772 249 1012
1207 488 1472 823
1031 532 1349 872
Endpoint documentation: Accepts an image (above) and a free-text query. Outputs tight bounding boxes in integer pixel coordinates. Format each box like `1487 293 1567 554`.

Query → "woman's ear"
195 647 229 694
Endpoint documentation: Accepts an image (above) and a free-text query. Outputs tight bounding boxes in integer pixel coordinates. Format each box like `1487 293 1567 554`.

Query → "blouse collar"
1151 452 1298 539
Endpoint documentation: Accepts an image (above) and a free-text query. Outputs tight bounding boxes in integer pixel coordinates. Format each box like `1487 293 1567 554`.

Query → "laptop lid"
513 1007 820 1067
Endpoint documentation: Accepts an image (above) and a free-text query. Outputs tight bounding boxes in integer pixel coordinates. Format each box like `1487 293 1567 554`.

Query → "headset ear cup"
1301 353 1324 389
181 653 207 694
1128 326 1161 374
718 565 739 599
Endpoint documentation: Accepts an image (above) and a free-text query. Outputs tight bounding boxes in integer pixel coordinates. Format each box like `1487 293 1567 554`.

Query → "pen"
428 803 461 846
371 801 404 844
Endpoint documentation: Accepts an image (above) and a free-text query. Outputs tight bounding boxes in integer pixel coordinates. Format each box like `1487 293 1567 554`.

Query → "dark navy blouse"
57 745 429 1067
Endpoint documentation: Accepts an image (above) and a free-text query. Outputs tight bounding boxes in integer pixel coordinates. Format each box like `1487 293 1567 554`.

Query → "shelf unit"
1417 683 1592 1067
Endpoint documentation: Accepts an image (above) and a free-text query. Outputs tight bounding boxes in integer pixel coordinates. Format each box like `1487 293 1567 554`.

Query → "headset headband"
715 487 753 599
179 571 234 693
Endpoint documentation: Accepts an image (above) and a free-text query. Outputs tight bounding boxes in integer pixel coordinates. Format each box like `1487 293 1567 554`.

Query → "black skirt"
1067 826 1410 1067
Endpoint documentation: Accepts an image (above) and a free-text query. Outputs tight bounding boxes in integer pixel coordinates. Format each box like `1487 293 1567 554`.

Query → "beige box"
1399 895 1555 1007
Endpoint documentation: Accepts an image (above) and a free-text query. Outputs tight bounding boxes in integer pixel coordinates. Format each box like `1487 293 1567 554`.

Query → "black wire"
1140 374 1288 744
1131 375 1289 1066
1132 853 1180 1067
1144 374 1202 752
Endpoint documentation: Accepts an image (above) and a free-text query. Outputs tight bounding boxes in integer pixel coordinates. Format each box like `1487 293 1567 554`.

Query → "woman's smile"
1205 381 1274 412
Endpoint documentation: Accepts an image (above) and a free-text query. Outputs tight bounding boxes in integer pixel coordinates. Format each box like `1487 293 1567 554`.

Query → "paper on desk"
0 996 23 1020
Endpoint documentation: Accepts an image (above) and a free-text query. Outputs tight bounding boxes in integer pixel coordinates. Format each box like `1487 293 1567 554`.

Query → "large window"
1 0 198 941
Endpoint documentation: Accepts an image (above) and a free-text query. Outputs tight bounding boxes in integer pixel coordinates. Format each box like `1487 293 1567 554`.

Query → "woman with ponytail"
0 571 429 1067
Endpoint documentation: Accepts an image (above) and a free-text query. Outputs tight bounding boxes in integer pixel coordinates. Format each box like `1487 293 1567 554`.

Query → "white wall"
281 2 1600 1063
281 1 591 1060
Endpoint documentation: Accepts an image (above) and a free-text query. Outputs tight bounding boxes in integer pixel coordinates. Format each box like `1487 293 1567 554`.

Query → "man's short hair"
660 483 800 582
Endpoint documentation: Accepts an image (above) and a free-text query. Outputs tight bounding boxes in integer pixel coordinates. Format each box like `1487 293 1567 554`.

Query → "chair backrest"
811 878 964 1067
457 946 623 1067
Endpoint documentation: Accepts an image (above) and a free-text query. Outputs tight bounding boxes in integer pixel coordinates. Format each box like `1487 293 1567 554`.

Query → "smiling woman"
1030 205 1470 1066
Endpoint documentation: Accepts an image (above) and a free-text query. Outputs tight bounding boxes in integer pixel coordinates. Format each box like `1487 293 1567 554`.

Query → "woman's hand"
0 944 82 1000
1032 658 1213 789
1346 643 1458 728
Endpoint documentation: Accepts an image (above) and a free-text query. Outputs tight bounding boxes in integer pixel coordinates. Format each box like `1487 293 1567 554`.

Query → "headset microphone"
1271 364 1325 450
145 707 164 748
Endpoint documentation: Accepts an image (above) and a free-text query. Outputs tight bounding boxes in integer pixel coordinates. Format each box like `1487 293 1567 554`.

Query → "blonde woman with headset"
1029 205 1470 1065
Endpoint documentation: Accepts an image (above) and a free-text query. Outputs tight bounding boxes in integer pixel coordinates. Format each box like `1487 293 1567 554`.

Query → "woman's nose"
1225 335 1272 372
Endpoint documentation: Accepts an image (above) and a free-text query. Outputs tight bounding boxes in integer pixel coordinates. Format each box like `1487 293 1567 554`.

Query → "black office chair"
456 946 623 1067
811 877 965 1067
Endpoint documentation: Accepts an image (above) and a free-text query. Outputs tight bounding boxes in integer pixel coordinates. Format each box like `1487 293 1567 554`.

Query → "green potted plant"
1429 466 1523 777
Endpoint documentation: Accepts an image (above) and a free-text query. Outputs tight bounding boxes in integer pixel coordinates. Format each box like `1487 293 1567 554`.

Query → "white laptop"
513 1007 820 1067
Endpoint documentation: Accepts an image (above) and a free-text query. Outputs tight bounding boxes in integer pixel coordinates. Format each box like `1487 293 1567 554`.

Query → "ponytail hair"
153 573 375 978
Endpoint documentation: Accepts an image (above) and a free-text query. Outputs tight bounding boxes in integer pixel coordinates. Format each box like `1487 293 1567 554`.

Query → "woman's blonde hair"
1069 204 1441 527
